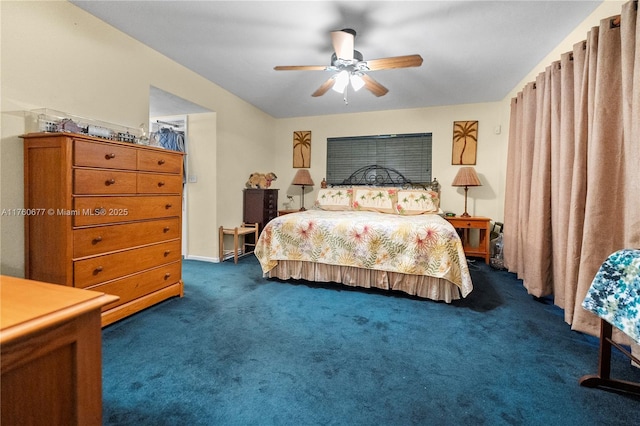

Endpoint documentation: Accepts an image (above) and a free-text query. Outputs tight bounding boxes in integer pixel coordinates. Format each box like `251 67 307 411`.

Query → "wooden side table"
1 275 118 425
444 216 491 264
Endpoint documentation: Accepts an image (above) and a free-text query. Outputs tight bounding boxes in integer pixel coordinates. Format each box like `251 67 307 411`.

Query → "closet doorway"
149 115 188 254
149 86 212 258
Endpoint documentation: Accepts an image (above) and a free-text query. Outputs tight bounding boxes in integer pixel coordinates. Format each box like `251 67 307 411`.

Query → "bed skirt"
267 260 462 303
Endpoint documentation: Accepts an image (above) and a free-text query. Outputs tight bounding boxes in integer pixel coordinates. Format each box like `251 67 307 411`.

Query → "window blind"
326 133 432 185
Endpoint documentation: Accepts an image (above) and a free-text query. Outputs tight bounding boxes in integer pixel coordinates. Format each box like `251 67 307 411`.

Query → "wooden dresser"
243 188 278 234
1 275 118 425
22 132 184 327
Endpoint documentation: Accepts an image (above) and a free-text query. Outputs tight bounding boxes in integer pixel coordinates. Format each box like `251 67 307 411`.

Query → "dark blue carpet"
102 257 640 425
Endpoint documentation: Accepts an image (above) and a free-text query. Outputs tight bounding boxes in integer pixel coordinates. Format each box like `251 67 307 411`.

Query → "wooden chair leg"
579 319 640 395
254 224 259 251
233 227 239 264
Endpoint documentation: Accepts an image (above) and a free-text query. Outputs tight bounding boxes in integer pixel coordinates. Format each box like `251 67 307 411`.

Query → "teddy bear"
245 172 277 189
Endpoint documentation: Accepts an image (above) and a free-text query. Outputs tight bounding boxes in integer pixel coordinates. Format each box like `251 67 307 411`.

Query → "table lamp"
451 167 482 217
292 169 314 211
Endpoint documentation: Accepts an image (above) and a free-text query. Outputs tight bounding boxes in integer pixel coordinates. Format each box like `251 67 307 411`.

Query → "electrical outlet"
188 175 197 183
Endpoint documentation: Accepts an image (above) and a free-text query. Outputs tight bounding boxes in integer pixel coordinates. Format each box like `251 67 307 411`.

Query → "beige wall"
272 103 508 222
184 112 218 260
0 0 623 273
0 0 274 273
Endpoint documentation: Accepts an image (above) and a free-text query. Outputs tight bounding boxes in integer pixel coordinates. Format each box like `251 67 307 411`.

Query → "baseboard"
184 254 218 263
184 250 250 264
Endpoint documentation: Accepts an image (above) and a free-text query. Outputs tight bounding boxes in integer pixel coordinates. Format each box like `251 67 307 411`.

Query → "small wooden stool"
219 223 259 264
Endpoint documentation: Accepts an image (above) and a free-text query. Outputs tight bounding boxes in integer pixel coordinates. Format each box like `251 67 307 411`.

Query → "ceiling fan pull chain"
343 85 349 105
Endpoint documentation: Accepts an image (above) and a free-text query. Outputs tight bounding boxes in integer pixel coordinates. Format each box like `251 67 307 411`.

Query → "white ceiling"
149 86 212 118
71 1 602 119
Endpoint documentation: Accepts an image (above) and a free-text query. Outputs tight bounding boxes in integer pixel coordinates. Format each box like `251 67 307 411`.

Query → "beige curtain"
504 1 639 339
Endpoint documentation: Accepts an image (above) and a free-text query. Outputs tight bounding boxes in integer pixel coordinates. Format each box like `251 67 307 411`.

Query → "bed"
254 166 473 303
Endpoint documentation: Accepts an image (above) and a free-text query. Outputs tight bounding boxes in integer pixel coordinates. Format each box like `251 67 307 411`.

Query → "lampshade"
451 167 482 187
292 169 314 211
292 169 314 186
451 167 481 217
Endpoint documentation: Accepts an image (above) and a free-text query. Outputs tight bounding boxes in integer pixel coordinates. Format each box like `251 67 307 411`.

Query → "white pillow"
396 189 440 215
314 188 352 210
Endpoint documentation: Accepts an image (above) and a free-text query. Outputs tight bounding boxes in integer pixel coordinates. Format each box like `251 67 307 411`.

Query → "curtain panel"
504 1 639 342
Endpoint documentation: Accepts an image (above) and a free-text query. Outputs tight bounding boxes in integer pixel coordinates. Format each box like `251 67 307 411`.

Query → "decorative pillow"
352 187 398 214
314 188 352 211
396 189 440 215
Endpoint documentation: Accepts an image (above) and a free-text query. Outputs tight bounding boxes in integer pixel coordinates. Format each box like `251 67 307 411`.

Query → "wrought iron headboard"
336 165 440 192
339 165 409 186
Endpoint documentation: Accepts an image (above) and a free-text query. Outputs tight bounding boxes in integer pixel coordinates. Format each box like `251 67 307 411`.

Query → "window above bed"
326 133 432 186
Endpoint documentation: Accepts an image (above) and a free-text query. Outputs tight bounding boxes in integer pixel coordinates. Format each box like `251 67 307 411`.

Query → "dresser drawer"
266 208 278 222
73 217 181 258
137 149 182 174
87 261 182 311
450 219 488 229
74 240 181 288
74 140 137 170
74 168 137 194
137 172 183 194
73 195 182 226
265 194 277 208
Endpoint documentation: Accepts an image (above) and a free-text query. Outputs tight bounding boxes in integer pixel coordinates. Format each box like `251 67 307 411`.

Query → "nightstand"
444 216 491 264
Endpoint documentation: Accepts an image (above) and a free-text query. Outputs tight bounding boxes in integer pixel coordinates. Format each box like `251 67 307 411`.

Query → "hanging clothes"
157 127 185 152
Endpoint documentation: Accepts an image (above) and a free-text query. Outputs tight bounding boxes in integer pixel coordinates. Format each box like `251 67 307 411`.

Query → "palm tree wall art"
293 130 311 168
452 121 478 165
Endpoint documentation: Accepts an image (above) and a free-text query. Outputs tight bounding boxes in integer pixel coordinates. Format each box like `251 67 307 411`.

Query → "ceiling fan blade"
274 65 328 71
331 30 354 61
311 78 336 97
362 74 388 97
364 54 423 71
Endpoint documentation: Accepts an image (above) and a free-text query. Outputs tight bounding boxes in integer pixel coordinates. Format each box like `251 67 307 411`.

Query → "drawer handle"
106 153 116 159
466 222 471 226
163 227 170 233
158 181 165 187
94 266 103 274
164 272 171 279
158 159 166 165
165 203 172 209
92 236 103 244
105 178 116 186
164 250 171 256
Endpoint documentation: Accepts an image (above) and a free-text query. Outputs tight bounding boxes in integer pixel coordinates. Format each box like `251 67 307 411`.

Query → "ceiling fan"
274 28 423 100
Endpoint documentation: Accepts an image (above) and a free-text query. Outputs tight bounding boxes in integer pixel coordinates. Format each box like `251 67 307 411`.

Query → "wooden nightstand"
278 209 301 216
444 216 491 264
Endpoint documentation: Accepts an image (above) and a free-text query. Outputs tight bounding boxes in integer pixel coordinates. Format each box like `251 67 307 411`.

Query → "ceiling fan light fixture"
275 29 423 100
350 73 365 91
332 70 349 93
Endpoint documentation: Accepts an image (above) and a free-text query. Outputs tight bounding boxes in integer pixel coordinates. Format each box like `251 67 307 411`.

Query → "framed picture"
293 130 311 168
452 121 478 165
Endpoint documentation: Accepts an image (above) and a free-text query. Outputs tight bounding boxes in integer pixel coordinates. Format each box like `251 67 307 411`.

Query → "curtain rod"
610 16 621 29
156 120 182 127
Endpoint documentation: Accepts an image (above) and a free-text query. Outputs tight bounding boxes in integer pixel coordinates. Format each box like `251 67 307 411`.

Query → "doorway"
148 86 212 257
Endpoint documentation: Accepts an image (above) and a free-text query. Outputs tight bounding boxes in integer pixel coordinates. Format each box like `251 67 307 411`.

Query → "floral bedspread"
582 249 640 344
254 210 473 297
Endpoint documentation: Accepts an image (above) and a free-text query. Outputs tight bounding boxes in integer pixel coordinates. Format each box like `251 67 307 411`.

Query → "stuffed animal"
245 172 277 189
